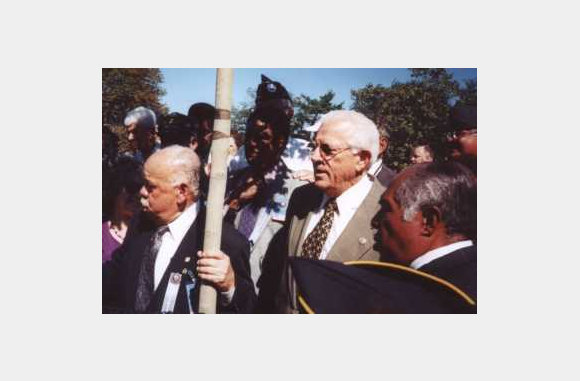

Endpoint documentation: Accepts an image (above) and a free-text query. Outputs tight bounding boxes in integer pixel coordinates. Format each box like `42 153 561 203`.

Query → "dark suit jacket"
418 245 477 301
257 178 386 313
374 163 397 188
102 208 255 314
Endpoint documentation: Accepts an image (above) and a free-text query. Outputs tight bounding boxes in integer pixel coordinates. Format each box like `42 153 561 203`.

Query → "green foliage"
102 68 167 126
351 69 462 170
457 78 477 106
292 91 344 131
231 87 256 134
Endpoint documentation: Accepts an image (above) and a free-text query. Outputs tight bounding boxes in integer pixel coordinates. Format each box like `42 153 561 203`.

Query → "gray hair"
320 110 379 164
395 162 476 239
124 106 157 131
152 145 201 197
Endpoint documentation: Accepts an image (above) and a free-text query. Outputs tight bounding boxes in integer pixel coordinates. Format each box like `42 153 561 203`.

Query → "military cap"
255 74 292 106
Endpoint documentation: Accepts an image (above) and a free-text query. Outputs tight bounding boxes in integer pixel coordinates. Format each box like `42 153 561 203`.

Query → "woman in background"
102 157 143 263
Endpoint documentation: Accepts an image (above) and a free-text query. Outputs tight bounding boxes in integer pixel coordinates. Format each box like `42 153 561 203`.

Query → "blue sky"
160 68 477 114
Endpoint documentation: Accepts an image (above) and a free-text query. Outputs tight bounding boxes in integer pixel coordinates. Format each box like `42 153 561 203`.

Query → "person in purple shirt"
102 157 143 263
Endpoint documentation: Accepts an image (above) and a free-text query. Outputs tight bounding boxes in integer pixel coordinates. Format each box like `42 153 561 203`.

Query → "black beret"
255 74 291 106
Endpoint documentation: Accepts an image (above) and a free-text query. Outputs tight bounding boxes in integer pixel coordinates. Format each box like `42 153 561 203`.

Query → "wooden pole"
198 68 234 314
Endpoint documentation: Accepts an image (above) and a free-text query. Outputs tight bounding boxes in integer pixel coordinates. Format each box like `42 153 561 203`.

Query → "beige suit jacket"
278 177 386 312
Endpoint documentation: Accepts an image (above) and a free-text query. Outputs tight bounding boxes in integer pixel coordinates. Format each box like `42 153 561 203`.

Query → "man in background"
410 144 434 164
368 123 397 187
124 106 160 163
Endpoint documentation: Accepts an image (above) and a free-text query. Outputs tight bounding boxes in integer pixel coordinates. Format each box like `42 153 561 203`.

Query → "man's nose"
139 186 148 198
310 145 322 161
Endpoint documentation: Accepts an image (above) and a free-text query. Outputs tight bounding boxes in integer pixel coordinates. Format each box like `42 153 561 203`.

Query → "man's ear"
357 150 372 172
175 183 188 203
379 136 389 155
421 206 442 236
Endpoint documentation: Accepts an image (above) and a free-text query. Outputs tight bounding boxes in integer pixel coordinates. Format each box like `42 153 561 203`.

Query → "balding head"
140 145 201 224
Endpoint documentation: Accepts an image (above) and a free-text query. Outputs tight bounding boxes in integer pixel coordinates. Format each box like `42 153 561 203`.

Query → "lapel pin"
358 237 367 245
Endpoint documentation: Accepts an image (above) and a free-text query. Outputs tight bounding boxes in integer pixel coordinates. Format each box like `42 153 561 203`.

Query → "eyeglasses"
447 129 477 140
308 142 352 161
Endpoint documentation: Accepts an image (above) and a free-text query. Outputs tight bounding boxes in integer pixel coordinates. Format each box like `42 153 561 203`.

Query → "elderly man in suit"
374 161 477 300
258 110 386 313
102 145 255 313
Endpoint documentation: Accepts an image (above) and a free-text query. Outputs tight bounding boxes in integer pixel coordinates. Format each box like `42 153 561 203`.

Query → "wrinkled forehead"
144 155 171 182
316 121 351 146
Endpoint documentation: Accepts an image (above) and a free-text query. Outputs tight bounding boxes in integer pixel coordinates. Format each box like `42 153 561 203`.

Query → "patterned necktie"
238 205 259 239
301 198 338 260
134 225 169 312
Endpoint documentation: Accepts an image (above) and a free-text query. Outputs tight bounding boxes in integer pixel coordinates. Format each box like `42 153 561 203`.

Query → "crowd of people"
102 74 477 314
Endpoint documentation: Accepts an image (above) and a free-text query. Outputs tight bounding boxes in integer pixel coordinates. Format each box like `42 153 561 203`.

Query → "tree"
457 78 477 106
102 68 167 127
231 88 256 135
351 69 462 170
292 91 344 131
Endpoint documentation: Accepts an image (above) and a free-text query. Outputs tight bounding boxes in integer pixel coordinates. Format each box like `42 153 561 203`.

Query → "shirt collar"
368 159 382 176
167 202 199 243
321 175 373 214
410 240 473 269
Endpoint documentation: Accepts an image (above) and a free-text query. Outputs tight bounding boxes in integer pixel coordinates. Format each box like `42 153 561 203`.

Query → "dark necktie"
238 205 259 239
301 198 338 260
134 225 169 312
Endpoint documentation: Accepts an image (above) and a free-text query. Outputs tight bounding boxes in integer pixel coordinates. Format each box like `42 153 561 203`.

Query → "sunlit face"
139 157 179 225
375 173 425 264
310 122 364 197
411 146 433 164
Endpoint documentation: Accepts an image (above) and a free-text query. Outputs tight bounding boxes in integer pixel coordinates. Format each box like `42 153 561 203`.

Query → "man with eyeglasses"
448 105 477 175
257 110 386 313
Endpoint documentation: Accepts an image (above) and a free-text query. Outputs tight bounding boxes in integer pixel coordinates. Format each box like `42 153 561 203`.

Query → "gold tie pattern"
301 198 338 259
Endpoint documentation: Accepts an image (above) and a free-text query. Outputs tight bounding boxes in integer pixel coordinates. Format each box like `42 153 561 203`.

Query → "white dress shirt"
410 240 474 270
154 202 199 289
303 175 373 260
368 159 382 177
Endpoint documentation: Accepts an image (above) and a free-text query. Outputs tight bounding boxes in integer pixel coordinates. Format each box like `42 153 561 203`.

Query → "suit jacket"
258 178 386 313
102 209 256 314
418 245 477 301
228 163 305 292
374 163 397 188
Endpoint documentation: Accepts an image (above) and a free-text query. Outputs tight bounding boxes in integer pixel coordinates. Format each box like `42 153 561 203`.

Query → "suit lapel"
327 181 384 262
150 215 202 312
289 189 323 258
